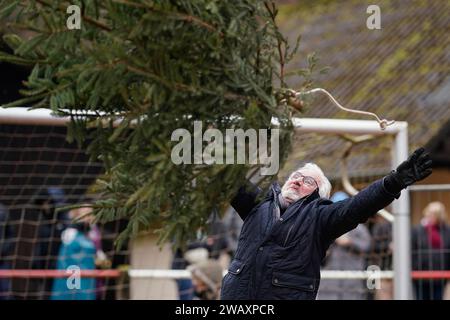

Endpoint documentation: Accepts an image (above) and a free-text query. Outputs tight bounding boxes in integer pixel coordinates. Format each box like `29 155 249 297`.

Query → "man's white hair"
292 163 331 199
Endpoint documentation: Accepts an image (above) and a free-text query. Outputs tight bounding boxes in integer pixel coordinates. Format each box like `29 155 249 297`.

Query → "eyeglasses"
290 172 318 189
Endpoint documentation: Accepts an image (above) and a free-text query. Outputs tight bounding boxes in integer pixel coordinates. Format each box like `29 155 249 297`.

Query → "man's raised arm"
318 147 432 242
230 181 262 221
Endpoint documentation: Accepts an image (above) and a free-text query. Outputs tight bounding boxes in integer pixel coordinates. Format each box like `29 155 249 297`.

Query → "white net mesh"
0 123 130 300
1 118 449 300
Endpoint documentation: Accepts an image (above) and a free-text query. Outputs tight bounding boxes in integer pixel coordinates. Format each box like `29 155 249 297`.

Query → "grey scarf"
278 193 290 214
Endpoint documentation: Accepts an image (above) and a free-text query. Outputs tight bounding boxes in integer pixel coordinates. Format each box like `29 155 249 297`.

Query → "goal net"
1 109 448 300
0 112 130 300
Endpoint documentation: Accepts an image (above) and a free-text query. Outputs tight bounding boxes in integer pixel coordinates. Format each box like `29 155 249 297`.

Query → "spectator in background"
0 203 14 300
99 218 129 300
171 243 197 300
51 206 97 300
188 257 223 300
33 188 71 268
222 206 243 259
171 211 229 300
31 187 71 299
369 214 393 300
206 213 228 257
89 222 111 299
412 201 450 300
318 192 371 300
79 200 111 299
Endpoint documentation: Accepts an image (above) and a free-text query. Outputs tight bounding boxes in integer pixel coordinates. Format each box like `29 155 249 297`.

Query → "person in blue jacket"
51 207 97 300
221 148 432 300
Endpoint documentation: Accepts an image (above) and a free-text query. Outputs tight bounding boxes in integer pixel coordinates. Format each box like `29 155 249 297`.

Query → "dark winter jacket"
221 178 399 300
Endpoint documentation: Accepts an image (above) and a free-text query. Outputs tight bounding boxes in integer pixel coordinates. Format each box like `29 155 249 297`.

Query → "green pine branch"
0 0 325 249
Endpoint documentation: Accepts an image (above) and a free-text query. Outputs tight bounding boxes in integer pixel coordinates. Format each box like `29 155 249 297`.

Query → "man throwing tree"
221 148 432 300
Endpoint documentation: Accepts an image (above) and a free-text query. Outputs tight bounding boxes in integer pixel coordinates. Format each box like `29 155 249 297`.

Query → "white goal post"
0 107 411 299
294 117 410 300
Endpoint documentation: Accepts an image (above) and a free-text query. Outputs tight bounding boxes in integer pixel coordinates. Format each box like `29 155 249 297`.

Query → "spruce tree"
0 1 320 247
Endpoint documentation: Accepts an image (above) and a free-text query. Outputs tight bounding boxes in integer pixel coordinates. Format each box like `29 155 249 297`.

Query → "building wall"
130 233 177 300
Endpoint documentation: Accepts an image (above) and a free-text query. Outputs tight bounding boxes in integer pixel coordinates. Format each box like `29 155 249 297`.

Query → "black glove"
384 147 432 194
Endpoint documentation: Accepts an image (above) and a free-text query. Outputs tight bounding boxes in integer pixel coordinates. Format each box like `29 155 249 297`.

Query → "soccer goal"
292 117 410 300
120 117 414 300
0 107 413 300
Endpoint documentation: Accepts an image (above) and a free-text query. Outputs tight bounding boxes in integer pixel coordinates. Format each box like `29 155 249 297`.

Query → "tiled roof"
277 0 450 180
